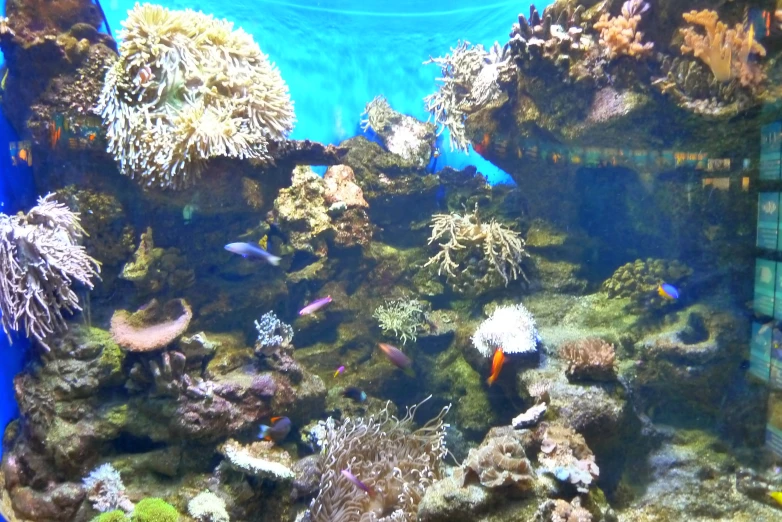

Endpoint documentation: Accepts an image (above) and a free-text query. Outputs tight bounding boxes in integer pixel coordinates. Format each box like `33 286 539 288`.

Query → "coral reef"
593 0 653 60
82 463 133 514
120 228 194 296
423 41 513 151
425 204 529 292
537 423 599 493
271 166 373 256
679 9 765 88
559 338 616 382
0 194 100 350
372 297 427 345
110 299 193 352
461 427 535 492
187 491 229 522
601 258 692 304
95 3 295 189
308 398 450 521
471 303 538 356
361 96 436 167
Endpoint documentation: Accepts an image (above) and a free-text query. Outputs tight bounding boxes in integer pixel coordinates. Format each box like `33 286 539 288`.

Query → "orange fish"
473 133 491 155
487 347 505 386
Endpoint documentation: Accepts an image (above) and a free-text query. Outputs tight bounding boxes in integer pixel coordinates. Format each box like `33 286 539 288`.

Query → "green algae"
131 498 179 522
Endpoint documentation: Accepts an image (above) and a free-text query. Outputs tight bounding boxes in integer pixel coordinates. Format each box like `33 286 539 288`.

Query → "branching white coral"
423 41 496 152
308 397 450 522
82 463 134 513
96 3 295 190
424 204 529 286
471 303 538 356
0 194 100 351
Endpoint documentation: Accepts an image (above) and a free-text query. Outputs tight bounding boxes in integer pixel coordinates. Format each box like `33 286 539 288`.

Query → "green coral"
373 297 426 344
601 258 692 305
131 498 179 522
91 511 130 522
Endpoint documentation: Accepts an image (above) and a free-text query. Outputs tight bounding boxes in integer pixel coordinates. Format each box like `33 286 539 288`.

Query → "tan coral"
593 0 653 60
110 298 193 352
462 426 535 492
559 338 616 382
680 9 766 88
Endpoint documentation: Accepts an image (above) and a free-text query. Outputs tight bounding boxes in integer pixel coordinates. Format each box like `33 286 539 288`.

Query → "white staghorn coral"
96 3 295 190
0 194 100 351
471 303 538 356
425 204 529 287
308 397 450 522
423 41 508 152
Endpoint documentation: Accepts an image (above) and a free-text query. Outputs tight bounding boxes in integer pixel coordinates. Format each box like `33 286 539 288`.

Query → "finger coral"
559 338 616 382
0 194 100 350
593 0 653 60
679 9 766 88
308 397 450 522
96 3 295 190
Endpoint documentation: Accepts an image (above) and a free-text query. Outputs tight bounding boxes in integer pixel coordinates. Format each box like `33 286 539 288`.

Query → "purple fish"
298 296 332 316
378 343 415 376
341 469 375 497
258 416 291 443
225 242 281 266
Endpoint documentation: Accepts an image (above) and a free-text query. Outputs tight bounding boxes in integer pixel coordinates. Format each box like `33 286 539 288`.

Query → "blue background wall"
0 0 534 462
101 0 529 183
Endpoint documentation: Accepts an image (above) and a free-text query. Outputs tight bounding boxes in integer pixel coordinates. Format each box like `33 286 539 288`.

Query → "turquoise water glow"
101 0 528 183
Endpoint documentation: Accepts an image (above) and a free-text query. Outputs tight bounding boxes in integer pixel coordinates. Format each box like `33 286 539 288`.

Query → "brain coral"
96 3 295 190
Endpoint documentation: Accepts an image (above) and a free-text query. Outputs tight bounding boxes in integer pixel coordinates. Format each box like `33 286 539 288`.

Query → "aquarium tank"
3 0 782 520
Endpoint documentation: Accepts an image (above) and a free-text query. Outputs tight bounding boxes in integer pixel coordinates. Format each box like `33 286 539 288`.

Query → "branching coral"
360 95 395 134
254 311 294 349
0 194 100 350
308 397 450 522
425 204 529 287
82 463 134 513
372 297 426 345
680 9 766 88
95 3 295 189
423 41 510 152
559 338 616 382
471 303 538 356
593 0 653 60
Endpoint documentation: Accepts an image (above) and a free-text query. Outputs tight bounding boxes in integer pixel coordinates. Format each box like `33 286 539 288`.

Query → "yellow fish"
258 235 268 250
769 491 782 506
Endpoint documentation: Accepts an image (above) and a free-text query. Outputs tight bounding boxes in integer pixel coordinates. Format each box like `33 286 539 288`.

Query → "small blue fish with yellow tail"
657 283 679 300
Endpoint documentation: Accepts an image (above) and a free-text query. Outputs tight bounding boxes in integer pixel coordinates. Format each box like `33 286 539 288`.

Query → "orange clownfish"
487 347 505 386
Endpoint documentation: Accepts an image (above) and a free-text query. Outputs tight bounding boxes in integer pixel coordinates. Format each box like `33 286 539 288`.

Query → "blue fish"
225 242 281 266
657 283 679 300
258 416 291 442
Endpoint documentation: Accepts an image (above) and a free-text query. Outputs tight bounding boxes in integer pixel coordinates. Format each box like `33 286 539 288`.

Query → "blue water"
101 0 524 183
